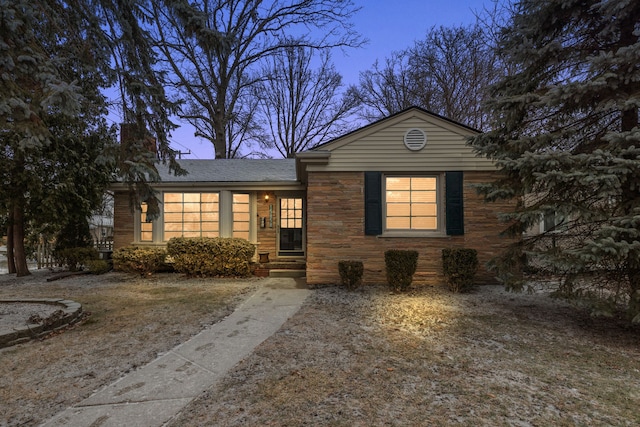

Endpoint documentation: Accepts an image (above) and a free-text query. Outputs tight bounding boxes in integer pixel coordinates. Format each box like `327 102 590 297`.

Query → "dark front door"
278 197 304 256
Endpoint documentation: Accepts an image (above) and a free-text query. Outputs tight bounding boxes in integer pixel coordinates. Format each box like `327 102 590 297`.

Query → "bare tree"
354 51 421 123
149 0 363 158
254 43 359 158
356 25 499 130
408 25 498 130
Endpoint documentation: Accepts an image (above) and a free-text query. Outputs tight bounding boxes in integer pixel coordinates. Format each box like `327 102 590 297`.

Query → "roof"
157 159 297 183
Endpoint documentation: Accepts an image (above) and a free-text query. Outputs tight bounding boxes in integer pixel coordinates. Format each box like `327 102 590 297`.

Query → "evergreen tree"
472 0 640 320
0 0 182 275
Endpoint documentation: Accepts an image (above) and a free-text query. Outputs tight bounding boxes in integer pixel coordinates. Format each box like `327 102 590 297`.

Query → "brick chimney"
120 123 157 154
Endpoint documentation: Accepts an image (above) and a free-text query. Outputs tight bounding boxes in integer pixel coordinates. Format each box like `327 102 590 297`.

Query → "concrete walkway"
41 277 310 427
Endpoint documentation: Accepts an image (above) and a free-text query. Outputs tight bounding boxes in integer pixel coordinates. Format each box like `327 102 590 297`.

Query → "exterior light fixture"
265 194 270 201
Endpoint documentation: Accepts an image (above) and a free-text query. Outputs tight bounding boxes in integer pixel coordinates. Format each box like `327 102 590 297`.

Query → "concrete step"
269 269 306 278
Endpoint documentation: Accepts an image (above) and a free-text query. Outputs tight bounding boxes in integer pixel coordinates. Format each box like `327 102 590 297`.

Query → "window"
163 192 219 240
140 203 153 242
365 171 463 236
385 177 438 230
541 211 565 233
232 193 250 240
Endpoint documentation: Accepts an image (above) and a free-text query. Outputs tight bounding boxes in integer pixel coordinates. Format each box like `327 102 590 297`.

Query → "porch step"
269 269 306 278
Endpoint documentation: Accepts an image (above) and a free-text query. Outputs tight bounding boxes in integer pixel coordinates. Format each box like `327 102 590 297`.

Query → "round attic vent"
404 128 427 151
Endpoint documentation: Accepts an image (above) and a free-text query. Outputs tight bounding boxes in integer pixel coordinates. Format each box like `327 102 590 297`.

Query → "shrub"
442 248 478 293
54 247 99 272
385 250 419 292
166 237 256 277
85 259 112 275
338 260 364 290
112 246 167 276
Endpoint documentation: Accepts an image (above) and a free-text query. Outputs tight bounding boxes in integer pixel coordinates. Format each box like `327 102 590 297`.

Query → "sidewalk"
41 277 310 427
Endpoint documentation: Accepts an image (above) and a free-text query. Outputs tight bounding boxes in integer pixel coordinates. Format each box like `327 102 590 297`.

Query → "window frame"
381 173 446 237
138 202 154 242
162 191 220 240
540 211 566 234
232 192 251 240
134 190 255 244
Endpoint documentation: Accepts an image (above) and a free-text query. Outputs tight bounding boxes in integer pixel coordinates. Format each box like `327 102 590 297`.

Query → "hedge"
166 237 255 277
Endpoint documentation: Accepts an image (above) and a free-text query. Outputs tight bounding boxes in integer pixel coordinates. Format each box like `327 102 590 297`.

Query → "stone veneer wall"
255 191 277 259
305 171 514 286
113 191 135 250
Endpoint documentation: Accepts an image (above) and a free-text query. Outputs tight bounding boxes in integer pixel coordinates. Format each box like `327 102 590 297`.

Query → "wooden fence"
36 241 56 269
33 238 114 269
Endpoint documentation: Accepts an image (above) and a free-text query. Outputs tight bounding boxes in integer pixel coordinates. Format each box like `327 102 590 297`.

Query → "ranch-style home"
112 107 513 286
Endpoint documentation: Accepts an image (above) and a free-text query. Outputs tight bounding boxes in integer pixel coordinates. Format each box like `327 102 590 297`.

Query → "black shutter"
446 171 464 235
364 172 382 235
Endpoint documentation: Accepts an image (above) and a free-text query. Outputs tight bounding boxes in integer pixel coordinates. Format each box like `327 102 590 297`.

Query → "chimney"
120 123 157 154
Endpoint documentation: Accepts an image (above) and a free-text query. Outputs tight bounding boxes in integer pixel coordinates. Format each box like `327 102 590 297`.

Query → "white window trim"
379 173 447 238
539 211 565 234
134 190 256 244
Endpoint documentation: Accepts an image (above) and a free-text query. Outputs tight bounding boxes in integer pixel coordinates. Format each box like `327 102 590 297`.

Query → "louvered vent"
404 128 427 151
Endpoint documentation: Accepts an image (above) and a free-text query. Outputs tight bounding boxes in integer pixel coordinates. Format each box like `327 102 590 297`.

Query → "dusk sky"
165 0 491 158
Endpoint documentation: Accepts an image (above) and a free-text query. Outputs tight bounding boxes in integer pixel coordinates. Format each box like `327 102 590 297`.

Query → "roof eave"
295 150 331 183
109 181 304 191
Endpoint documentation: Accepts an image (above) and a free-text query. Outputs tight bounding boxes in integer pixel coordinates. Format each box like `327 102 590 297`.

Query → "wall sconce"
264 194 270 202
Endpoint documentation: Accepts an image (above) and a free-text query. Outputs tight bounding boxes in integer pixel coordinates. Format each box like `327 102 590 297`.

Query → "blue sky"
168 0 490 158
337 0 490 86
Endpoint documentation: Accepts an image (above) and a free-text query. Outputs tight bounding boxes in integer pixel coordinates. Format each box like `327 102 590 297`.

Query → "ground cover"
172 284 640 426
1 271 639 426
0 270 258 427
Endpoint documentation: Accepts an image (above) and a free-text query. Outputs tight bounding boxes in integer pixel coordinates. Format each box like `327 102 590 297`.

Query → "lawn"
1 271 639 426
171 284 640 426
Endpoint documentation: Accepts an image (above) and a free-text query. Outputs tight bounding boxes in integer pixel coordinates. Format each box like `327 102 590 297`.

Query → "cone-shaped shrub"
385 250 418 292
442 248 478 293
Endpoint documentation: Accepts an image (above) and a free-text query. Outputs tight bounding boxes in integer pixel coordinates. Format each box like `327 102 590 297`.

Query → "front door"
278 197 304 257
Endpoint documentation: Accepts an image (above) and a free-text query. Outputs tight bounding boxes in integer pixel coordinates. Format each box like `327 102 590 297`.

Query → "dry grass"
2 271 639 426
0 270 258 427
171 284 640 426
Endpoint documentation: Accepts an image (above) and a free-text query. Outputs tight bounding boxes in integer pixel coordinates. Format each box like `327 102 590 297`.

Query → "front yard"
1 271 639 426
172 283 640 426
0 271 258 426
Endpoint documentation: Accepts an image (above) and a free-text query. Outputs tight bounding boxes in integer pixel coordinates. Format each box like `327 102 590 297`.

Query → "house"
112 107 513 285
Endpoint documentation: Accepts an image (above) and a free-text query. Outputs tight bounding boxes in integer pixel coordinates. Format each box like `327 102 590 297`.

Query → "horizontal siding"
315 115 495 172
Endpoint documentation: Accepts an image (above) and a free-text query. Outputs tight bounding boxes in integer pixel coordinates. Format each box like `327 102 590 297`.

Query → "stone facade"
113 191 135 250
305 170 513 286
255 191 277 259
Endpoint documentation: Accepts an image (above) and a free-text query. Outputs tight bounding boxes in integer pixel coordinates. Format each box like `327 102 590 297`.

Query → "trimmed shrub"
442 248 478 293
385 250 419 292
54 247 99 272
85 259 112 275
338 260 364 290
166 237 256 277
112 246 167 276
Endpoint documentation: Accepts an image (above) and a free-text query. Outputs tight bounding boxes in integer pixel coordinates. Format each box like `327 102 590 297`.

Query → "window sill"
378 231 448 238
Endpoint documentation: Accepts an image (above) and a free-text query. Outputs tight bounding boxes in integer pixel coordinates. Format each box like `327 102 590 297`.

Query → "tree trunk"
212 89 227 158
11 203 30 277
628 266 640 322
6 213 16 274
